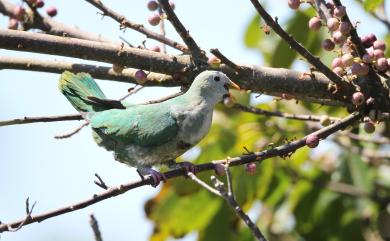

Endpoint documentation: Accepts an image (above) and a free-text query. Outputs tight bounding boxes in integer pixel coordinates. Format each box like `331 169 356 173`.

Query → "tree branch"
0 112 361 233
89 214 103 241
84 0 187 52
0 114 82 127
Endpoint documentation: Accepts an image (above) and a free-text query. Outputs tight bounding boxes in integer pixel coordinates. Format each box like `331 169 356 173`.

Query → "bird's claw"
137 168 167 187
178 161 197 176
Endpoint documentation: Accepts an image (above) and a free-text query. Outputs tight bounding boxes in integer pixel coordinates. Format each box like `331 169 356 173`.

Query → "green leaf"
244 15 263 48
363 0 384 11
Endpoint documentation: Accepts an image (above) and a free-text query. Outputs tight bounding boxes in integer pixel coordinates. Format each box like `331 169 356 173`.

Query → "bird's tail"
59 71 109 113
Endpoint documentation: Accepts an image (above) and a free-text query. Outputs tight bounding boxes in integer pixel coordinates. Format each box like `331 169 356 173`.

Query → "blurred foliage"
145 2 390 241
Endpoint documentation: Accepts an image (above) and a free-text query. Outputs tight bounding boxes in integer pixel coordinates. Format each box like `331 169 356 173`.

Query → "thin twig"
0 112 361 233
210 48 241 72
158 0 205 61
84 0 187 52
249 0 345 87
89 214 103 241
140 91 183 105
118 85 144 101
54 121 89 139
94 173 109 190
158 6 167 54
7 198 36 232
187 172 222 197
0 114 83 127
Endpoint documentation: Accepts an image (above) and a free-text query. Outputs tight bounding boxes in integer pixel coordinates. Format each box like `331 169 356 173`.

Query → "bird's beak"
229 80 240 90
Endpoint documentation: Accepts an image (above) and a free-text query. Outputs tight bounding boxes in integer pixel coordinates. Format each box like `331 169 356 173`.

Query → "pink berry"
341 53 354 67
35 0 44 8
308 16 322 31
148 13 160 26
373 40 386 51
135 69 147 84
339 21 351 35
351 63 369 76
245 163 257 175
333 66 344 76
288 0 300 9
327 18 339 31
306 134 320 148
13 6 25 21
322 38 335 51
361 34 376 48
7 18 18 30
214 163 225 176
149 45 161 52
333 31 346 44
332 57 343 68
363 122 375 133
387 58 390 67
333 6 346 18
46 6 57 17
351 91 364 106
367 33 377 43
362 53 373 63
326 2 335 10
169 0 175 10
376 57 388 71
147 1 159 11
374 49 385 59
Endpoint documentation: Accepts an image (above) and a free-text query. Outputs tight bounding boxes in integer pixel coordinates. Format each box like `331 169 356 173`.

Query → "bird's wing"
90 104 179 147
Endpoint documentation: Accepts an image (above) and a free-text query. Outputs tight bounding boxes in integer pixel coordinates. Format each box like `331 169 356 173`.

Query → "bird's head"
189 71 240 103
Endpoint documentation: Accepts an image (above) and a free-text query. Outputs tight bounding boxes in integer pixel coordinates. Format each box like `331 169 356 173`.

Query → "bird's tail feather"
59 71 110 113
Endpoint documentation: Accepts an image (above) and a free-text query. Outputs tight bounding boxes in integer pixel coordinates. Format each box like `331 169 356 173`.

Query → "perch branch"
0 112 361 233
89 214 103 241
0 114 82 127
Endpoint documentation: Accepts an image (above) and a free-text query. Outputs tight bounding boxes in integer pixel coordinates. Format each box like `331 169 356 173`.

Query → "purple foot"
178 161 197 175
137 168 167 187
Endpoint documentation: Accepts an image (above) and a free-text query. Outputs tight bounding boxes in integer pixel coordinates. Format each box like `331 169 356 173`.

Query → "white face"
192 71 235 102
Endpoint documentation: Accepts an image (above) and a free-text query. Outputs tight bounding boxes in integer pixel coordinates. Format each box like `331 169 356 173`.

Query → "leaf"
363 0 384 11
244 15 263 48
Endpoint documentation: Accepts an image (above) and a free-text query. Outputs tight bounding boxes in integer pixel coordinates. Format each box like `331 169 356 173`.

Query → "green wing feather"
90 103 179 147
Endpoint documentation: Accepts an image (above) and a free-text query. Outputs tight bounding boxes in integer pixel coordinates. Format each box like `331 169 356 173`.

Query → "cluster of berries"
147 0 175 26
8 0 57 30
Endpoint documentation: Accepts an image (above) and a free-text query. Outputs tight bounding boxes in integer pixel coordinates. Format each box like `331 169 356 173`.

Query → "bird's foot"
178 161 197 174
137 167 167 188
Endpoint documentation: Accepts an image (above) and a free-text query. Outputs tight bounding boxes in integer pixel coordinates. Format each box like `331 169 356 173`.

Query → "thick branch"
0 0 111 42
0 112 361 232
84 0 187 52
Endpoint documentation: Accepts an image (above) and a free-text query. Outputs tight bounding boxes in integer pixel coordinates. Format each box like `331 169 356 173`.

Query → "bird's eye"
214 76 220 81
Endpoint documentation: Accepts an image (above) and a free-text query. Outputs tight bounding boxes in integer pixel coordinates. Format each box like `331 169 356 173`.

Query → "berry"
245 163 257 175
333 66 344 76
376 57 388 71
362 53 373 63
13 6 25 21
223 96 235 107
320 116 331 126
7 18 18 30
373 40 386 51
46 6 57 17
341 53 354 67
214 163 225 176
339 21 351 35
374 49 385 59
148 13 160 26
327 18 339 31
169 0 175 10
135 69 147 84
326 2 335 10
36 0 44 8
351 91 364 106
306 134 320 148
147 0 159 11
149 45 161 52
333 6 346 18
387 58 390 67
333 31 346 44
363 122 375 133
322 38 335 51
308 16 322 31
361 33 376 48
288 0 300 9
351 63 369 76
331 57 343 68
208 56 221 68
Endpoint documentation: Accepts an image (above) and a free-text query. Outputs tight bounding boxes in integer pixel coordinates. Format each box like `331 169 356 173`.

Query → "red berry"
322 38 335 51
351 63 369 76
363 122 375 133
341 53 354 67
148 13 161 26
35 0 44 8
149 45 161 52
288 0 300 9
306 134 320 148
13 6 25 21
374 49 385 59
351 91 364 106
339 21 351 35
332 57 343 68
135 69 147 84
46 6 57 17
333 6 346 18
147 1 159 11
7 18 18 30
308 16 322 31
245 163 257 175
376 57 388 71
333 31 346 44
373 40 386 51
327 18 339 31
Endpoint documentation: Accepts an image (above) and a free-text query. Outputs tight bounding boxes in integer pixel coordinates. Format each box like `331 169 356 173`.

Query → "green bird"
59 70 239 186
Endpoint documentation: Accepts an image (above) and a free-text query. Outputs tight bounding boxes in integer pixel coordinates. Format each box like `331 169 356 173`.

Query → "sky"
0 1 387 241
